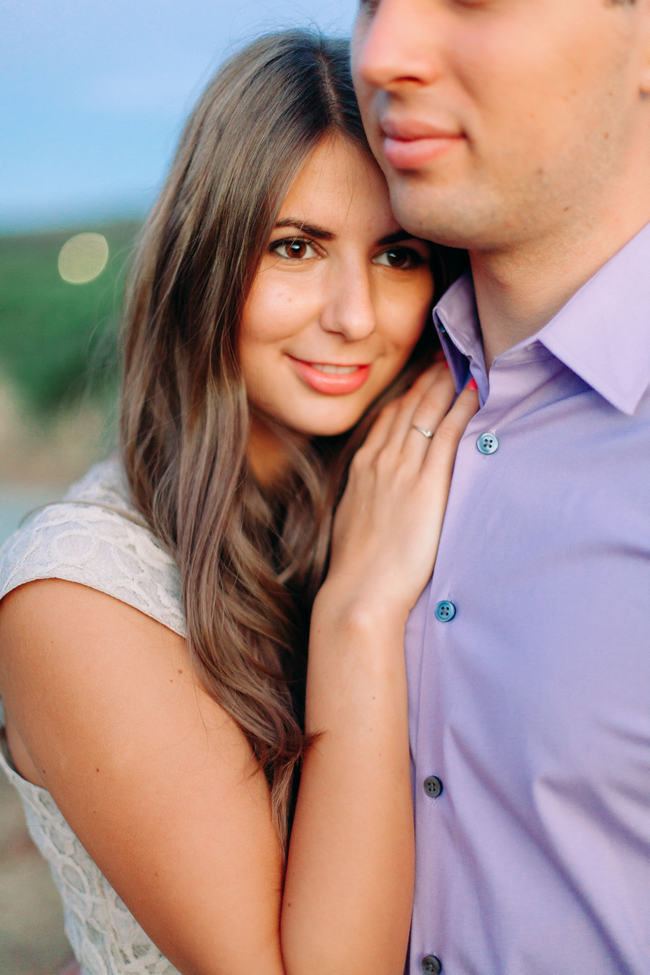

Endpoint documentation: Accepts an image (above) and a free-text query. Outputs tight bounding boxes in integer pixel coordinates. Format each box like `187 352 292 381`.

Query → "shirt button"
476 431 499 455
422 956 443 974
434 600 456 622
423 776 444 799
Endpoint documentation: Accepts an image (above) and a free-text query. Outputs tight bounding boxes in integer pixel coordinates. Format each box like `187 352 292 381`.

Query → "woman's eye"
374 246 425 270
358 0 382 14
271 238 317 260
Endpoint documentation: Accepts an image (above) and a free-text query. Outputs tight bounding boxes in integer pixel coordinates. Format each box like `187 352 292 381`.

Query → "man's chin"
387 187 467 247
386 182 495 252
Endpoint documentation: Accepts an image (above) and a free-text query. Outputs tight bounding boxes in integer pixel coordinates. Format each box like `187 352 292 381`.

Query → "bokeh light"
58 232 109 284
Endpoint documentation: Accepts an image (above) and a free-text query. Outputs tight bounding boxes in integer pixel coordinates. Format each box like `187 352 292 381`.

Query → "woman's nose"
320 264 377 342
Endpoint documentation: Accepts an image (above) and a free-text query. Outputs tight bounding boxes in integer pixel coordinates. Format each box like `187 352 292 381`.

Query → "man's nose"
320 264 376 341
353 0 437 90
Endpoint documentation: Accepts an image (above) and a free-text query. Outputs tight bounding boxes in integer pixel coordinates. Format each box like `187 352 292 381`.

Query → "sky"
1 0 357 232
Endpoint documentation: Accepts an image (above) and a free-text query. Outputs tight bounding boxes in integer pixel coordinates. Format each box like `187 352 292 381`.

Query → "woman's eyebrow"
273 222 424 248
274 218 334 241
377 229 419 247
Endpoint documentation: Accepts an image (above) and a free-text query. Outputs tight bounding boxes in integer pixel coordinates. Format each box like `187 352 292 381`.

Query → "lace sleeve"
0 458 188 974
0 458 186 638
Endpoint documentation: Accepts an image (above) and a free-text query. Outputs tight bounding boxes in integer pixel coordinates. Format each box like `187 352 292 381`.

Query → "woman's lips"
288 356 371 395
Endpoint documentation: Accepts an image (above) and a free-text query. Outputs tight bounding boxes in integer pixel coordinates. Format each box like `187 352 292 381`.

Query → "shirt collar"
434 221 650 415
433 272 481 393
538 221 650 415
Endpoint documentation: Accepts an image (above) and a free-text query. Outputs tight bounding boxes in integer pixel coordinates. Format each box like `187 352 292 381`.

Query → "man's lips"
287 356 371 395
379 118 463 170
381 118 461 140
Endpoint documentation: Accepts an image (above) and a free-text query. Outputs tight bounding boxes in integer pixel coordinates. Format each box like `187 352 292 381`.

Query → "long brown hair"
120 30 463 845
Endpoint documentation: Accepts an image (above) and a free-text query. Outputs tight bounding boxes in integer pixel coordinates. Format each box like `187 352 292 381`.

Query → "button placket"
421 955 443 974
434 600 456 622
423 775 444 799
476 431 499 455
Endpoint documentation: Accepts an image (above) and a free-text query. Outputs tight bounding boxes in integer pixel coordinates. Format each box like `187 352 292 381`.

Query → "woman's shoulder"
0 457 186 637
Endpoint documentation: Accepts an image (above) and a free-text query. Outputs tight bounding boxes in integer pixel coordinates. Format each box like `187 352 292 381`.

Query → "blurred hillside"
0 220 141 487
0 220 141 544
0 221 143 972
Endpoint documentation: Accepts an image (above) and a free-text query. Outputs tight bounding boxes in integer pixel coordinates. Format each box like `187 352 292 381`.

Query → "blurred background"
0 2 354 971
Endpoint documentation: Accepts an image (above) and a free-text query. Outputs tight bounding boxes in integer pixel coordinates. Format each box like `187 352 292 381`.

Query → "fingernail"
467 377 478 391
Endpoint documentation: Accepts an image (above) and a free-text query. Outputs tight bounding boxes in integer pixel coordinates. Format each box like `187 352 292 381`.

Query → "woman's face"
239 134 435 460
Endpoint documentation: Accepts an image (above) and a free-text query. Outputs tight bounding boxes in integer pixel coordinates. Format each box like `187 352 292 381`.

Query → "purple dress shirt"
406 223 650 975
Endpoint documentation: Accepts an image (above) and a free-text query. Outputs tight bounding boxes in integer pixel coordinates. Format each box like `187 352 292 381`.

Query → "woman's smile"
286 355 371 395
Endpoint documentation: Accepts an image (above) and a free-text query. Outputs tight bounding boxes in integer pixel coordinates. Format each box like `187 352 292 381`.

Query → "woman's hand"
325 362 478 624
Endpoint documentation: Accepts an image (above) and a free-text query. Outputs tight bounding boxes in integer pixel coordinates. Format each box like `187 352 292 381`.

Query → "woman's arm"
0 365 476 975
0 579 287 974
282 365 477 974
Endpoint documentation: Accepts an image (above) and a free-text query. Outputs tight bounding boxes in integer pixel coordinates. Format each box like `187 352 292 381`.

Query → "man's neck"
471 212 650 371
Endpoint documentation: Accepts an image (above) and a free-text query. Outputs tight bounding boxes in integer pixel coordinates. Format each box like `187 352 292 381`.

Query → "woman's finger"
357 363 443 460
394 366 457 458
406 370 456 443
422 379 479 475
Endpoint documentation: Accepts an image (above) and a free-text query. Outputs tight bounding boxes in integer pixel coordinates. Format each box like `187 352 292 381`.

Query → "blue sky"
1 0 356 232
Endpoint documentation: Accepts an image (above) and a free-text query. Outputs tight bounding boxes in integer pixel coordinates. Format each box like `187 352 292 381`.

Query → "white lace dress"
0 458 186 974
